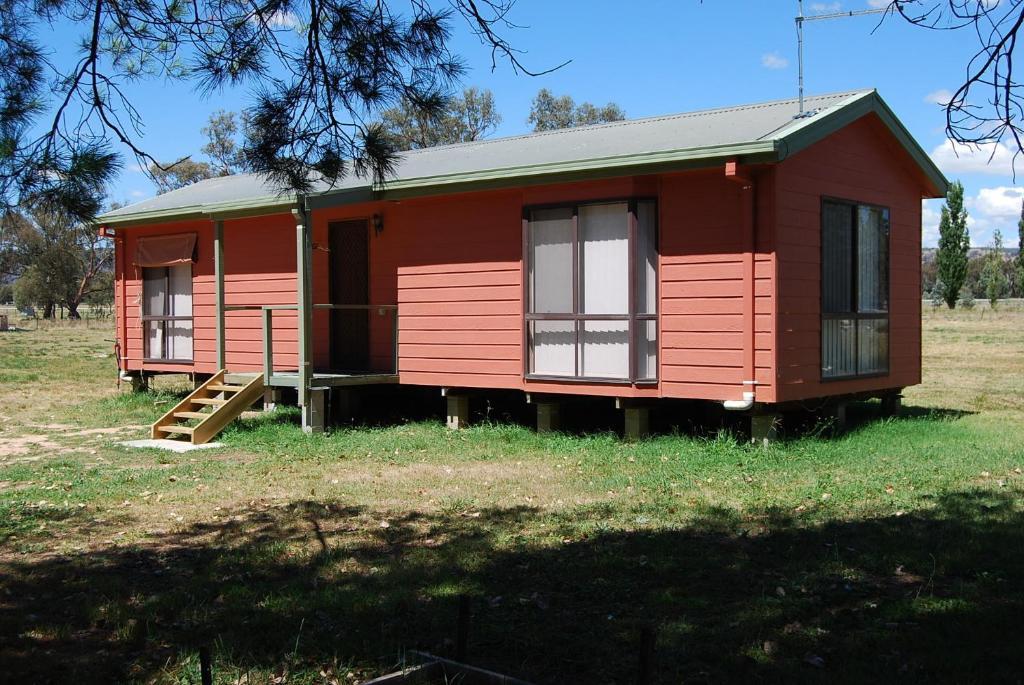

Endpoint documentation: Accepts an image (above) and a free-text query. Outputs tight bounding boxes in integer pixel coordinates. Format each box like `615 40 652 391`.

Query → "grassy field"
1 306 1023 683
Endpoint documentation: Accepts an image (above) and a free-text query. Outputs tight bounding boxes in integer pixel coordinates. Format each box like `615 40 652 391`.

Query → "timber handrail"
224 304 398 311
231 303 398 382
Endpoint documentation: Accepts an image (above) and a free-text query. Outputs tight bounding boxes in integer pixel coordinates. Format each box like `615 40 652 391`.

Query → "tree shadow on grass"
2 488 1023 684
229 396 980 453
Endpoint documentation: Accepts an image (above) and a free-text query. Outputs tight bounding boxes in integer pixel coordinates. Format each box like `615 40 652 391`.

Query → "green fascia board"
99 195 298 227
370 140 778 193
373 150 782 202
304 186 377 211
774 90 949 196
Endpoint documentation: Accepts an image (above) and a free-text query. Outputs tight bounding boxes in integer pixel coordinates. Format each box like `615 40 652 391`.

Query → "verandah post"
294 203 315 432
262 308 273 383
213 219 226 371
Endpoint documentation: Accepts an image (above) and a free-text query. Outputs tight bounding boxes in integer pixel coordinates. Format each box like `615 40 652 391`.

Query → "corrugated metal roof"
104 173 296 220
101 89 945 225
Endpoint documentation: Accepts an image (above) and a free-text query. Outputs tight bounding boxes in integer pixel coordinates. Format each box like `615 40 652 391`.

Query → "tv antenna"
796 0 888 116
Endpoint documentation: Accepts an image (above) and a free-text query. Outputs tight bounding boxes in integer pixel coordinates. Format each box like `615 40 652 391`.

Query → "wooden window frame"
522 198 658 385
820 197 891 381
142 264 194 364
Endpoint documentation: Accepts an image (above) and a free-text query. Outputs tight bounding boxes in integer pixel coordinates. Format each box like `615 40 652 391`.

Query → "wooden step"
151 370 265 445
158 425 195 435
207 383 245 393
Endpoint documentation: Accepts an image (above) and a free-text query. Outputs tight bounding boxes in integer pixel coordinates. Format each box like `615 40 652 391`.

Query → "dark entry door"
329 220 370 371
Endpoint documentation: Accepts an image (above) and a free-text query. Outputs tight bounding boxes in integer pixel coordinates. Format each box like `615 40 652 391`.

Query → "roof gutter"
308 141 781 208
98 195 300 228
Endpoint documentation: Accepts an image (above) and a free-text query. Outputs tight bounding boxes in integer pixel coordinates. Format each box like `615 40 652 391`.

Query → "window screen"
143 263 193 361
821 199 889 379
526 200 658 381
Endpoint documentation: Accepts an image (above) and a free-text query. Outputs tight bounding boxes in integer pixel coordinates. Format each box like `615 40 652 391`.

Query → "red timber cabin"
100 90 947 442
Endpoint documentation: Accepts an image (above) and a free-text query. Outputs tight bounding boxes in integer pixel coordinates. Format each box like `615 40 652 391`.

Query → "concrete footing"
881 392 902 416
832 401 849 432
536 401 561 433
263 387 284 412
302 387 328 434
623 406 651 441
751 413 780 445
128 373 149 393
446 394 470 430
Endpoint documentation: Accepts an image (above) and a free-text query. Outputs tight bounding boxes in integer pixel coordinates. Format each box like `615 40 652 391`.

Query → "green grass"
1 311 1024 683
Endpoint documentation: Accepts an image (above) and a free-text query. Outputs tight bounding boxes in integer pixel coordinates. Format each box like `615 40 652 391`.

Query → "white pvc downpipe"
723 391 756 412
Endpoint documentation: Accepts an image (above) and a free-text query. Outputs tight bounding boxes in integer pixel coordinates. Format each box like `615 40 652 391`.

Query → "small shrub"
929 279 946 308
959 286 976 310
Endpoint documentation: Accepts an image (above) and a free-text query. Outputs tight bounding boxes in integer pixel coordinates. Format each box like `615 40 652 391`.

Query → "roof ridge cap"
396 89 873 157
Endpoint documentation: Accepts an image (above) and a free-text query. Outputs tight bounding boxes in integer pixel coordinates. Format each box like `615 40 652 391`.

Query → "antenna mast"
795 1 888 116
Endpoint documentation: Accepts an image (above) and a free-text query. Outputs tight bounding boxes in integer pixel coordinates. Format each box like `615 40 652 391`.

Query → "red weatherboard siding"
118 214 298 375
115 112 928 405
658 170 776 403
117 220 212 372
219 213 299 373
773 113 924 402
314 187 527 391
312 173 765 401
117 172 777 402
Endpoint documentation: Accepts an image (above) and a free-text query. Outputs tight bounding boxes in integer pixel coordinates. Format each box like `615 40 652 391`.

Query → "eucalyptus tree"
0 0 562 221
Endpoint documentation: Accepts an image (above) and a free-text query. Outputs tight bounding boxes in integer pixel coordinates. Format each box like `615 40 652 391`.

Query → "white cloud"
761 52 789 70
924 89 953 106
927 186 1022 247
811 2 841 11
129 189 146 198
266 9 299 29
248 8 299 29
921 199 942 247
975 186 1024 221
866 0 890 8
929 139 1017 176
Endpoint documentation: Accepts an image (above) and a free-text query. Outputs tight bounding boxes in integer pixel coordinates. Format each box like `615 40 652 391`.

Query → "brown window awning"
135 233 197 267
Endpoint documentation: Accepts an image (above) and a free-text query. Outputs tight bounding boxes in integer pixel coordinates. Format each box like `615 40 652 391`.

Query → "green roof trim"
375 141 779 191
772 90 948 195
101 196 298 227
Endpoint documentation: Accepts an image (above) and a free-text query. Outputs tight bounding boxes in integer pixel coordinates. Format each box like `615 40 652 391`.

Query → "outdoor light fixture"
373 213 384 236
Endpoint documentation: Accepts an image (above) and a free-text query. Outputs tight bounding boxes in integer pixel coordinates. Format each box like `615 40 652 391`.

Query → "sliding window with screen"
821 198 890 380
142 263 193 362
525 199 657 383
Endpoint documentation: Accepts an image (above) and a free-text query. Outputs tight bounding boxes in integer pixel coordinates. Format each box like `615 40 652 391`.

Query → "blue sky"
53 0 1020 246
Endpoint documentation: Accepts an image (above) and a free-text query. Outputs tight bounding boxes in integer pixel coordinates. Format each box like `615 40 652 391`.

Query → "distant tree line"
924 183 1024 308
150 88 626 191
1 200 114 318
0 86 623 314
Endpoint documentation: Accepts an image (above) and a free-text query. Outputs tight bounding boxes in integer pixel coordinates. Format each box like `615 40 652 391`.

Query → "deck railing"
223 303 399 384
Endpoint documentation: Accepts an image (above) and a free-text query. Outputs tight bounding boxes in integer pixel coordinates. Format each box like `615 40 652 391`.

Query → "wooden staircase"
151 371 265 444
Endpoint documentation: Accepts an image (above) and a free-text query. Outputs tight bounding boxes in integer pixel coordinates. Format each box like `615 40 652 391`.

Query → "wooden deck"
225 371 399 388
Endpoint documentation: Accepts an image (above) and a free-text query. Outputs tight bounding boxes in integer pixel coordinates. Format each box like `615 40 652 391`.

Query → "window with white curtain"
821 199 889 379
526 199 657 381
142 264 193 361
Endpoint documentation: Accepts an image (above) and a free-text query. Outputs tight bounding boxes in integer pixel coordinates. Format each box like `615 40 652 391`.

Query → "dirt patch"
69 425 147 436
23 423 76 432
0 434 62 457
